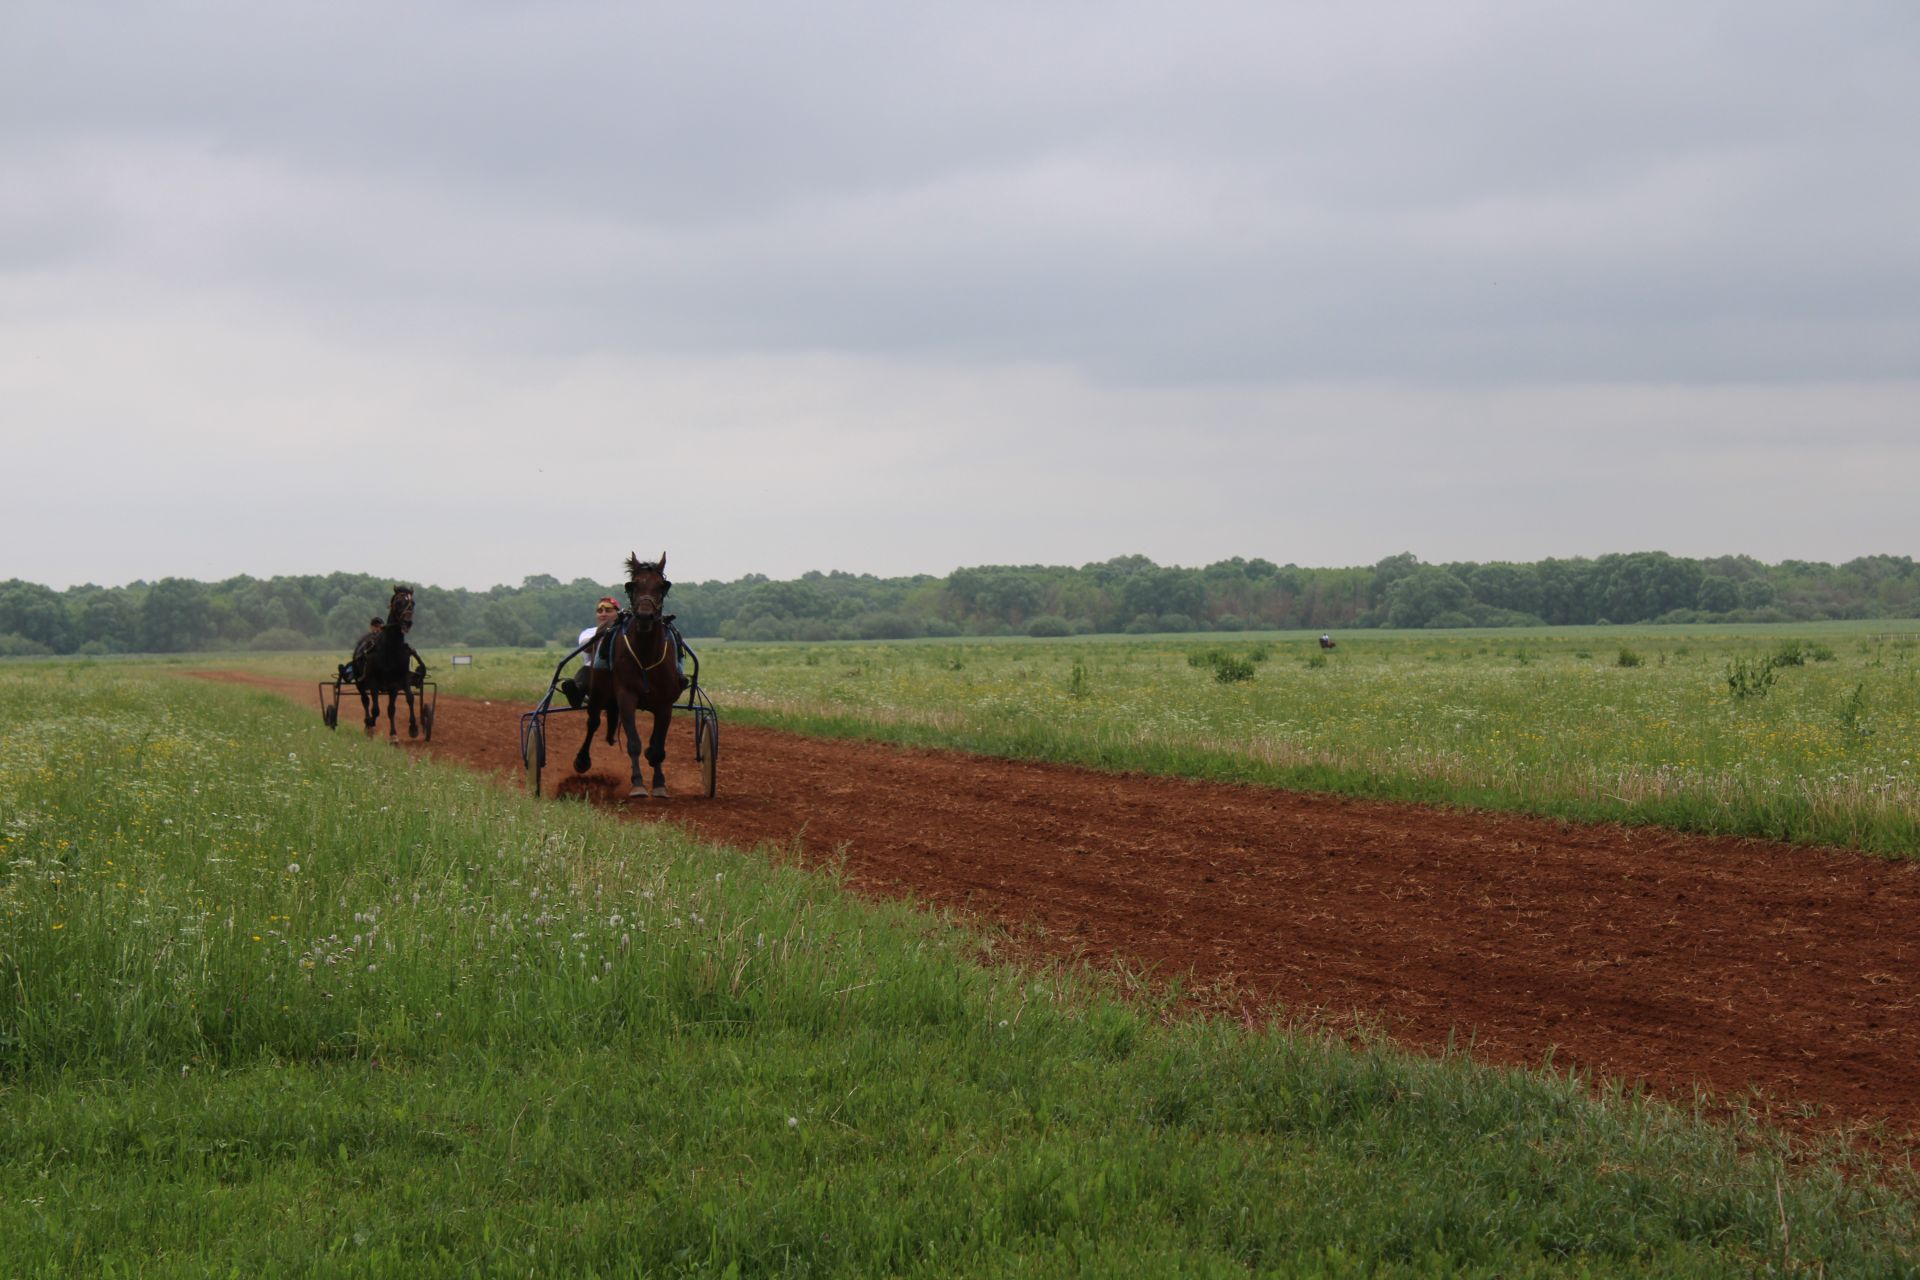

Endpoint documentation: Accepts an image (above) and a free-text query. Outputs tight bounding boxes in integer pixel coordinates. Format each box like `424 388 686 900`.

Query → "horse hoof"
627 785 652 799
409 725 419 739
573 757 591 774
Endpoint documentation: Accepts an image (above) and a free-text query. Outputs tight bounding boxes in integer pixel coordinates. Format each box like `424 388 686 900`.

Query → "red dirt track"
213 672 1920 1146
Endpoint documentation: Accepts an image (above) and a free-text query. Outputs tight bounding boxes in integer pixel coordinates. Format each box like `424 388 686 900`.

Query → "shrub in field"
1771 640 1809 668
1616 648 1644 668
1068 662 1090 698
1212 655 1256 683
1726 656 1779 699
1187 649 1258 683
1838 681 1873 740
1026 615 1073 638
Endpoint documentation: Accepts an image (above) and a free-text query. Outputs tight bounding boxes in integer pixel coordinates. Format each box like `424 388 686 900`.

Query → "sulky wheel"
524 720 545 796
698 714 718 798
323 703 338 730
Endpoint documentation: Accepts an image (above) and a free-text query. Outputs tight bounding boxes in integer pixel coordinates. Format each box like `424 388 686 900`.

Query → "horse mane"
624 552 666 579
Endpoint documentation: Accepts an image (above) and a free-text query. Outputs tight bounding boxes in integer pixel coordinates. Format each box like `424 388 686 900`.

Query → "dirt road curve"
213 672 1920 1144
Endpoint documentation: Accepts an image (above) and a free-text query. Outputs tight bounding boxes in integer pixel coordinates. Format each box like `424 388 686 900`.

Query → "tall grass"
1 664 1917 1274
289 623 1920 856
217 622 1920 854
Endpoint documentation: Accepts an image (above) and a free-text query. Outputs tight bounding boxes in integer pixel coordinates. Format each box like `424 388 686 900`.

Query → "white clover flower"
787 1116 799 1129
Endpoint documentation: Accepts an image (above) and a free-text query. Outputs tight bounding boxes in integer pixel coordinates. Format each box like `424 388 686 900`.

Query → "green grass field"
226 619 1920 856
4 663 1918 1275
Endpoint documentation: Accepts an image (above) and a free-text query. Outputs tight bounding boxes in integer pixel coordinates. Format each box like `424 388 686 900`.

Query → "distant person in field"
561 596 621 709
1319 633 1336 651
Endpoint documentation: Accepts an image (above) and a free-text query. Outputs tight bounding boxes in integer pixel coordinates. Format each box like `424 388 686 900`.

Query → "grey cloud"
3 1 1919 589
6 1 1917 385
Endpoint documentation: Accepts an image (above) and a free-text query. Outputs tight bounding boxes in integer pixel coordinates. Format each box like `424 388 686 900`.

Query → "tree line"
3 552 1917 655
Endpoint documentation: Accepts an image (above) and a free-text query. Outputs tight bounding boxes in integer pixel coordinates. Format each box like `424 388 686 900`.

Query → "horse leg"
405 687 418 738
618 694 648 798
574 702 598 773
645 707 673 797
386 689 399 738
360 684 376 730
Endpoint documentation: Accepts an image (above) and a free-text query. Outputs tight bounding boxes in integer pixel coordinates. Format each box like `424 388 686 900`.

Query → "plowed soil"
214 672 1920 1147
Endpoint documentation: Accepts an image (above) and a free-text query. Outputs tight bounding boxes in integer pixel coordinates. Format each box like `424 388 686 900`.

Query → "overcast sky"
4 1 1917 591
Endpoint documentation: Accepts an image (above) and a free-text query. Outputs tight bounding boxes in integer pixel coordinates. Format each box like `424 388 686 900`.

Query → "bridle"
623 568 673 671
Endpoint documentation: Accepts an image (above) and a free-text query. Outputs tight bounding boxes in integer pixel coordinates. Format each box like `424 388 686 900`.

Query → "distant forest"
4 552 1919 655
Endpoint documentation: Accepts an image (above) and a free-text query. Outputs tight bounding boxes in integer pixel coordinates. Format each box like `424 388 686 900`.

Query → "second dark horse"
360 585 427 739
573 553 686 797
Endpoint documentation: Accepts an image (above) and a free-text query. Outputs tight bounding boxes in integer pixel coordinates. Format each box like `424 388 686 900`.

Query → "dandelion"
787 1116 799 1129
287 862 300 874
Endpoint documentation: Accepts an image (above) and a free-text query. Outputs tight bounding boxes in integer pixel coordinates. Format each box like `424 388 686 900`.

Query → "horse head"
386 585 415 629
623 552 671 627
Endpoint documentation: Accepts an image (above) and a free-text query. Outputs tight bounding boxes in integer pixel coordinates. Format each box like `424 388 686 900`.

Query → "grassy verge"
216 621 1920 856
1 664 1916 1275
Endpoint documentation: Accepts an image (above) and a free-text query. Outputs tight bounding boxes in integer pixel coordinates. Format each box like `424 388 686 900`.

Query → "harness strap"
622 625 675 673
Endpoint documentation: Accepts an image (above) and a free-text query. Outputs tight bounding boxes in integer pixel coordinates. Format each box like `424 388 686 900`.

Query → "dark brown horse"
571 553 685 797
359 586 426 739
